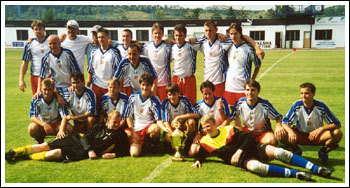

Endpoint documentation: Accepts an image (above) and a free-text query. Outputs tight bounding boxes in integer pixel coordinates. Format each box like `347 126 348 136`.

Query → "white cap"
91 25 102 32
66 20 79 29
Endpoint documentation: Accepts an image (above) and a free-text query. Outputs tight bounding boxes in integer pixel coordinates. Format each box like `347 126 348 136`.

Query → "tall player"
19 20 50 95
223 23 261 108
231 80 282 146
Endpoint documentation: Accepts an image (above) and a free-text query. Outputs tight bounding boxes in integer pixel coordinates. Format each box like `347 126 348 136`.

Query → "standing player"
223 23 261 108
87 27 122 108
124 73 171 157
28 78 72 144
114 43 158 95
62 72 97 134
6 110 130 163
231 80 282 146
276 82 342 165
61 20 92 74
170 24 201 105
141 23 172 101
190 114 334 181
161 83 198 155
19 20 50 95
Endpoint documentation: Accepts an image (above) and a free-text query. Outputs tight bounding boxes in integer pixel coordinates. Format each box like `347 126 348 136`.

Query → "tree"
226 6 237 19
211 10 222 19
43 8 54 21
237 7 248 19
192 8 201 19
154 9 165 19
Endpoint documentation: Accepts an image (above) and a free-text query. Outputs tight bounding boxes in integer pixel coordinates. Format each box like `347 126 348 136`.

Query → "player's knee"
332 129 343 141
246 160 268 175
188 144 200 158
148 124 160 136
45 149 62 160
262 136 277 146
130 144 141 157
274 147 293 162
28 123 42 137
186 119 197 133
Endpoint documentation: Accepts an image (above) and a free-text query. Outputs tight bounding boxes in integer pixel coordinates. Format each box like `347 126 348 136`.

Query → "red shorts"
130 124 153 145
293 128 322 146
31 75 40 95
241 127 274 143
91 84 108 105
73 121 89 134
223 91 245 106
157 85 167 102
172 75 197 105
214 82 225 98
123 86 133 96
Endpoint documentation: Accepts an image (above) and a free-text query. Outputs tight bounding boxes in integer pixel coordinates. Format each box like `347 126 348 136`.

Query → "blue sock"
267 165 296 177
290 154 320 173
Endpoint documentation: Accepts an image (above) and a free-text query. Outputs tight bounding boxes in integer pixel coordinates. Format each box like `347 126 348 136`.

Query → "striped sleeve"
65 49 81 73
282 101 300 127
151 97 162 120
85 87 97 114
161 99 170 122
22 43 32 61
316 101 341 127
29 98 40 118
39 52 51 78
124 93 137 119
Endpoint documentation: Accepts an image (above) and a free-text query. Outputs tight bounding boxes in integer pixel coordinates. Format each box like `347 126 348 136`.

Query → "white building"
5 16 345 49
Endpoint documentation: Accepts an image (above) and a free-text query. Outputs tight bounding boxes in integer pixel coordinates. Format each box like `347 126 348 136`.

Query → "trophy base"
172 156 184 162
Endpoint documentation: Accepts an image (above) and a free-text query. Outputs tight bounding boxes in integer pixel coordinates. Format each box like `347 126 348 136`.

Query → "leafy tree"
42 8 54 21
226 6 237 19
211 10 222 19
192 8 201 19
154 9 165 19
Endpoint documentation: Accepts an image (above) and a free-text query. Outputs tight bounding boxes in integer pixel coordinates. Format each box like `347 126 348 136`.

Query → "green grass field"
3 48 346 184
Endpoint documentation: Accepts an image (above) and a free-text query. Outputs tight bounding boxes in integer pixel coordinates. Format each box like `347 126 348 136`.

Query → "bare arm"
19 61 29 92
56 116 69 139
66 112 92 122
30 117 55 133
251 66 261 81
151 79 158 97
242 35 265 60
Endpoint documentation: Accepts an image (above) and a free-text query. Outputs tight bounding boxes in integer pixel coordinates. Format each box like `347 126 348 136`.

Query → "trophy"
171 121 187 161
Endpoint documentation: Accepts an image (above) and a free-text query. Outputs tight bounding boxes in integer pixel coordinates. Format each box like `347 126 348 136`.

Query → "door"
303 31 311 48
275 32 282 48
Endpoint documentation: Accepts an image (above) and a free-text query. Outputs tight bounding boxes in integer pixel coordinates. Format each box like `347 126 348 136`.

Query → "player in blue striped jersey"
62 72 96 134
124 74 171 157
231 80 282 146
277 82 342 165
28 78 72 144
20 20 50 95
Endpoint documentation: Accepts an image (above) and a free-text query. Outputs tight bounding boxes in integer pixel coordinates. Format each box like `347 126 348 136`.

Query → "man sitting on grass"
6 110 129 163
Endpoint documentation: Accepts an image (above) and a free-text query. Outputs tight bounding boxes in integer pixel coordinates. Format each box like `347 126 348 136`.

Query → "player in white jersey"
170 24 201 105
61 20 92 74
141 23 172 102
87 27 122 108
28 78 72 144
62 72 96 134
223 23 261 107
231 80 282 146
197 21 265 97
161 83 198 155
277 82 342 165
124 74 171 157
20 20 50 95
188 80 231 158
100 78 129 137
114 44 158 94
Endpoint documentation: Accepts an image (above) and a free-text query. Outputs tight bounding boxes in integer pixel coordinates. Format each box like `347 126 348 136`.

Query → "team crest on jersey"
307 121 312 126
155 54 158 58
100 60 104 65
233 55 236 60
77 106 81 110
134 76 138 80
58 64 62 69
178 53 182 57
41 49 45 54
210 52 213 57
140 108 144 113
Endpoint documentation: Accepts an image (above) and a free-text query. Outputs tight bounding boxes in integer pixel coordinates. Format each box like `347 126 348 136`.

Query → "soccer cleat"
5 149 16 162
317 167 333 178
318 150 329 165
296 171 312 181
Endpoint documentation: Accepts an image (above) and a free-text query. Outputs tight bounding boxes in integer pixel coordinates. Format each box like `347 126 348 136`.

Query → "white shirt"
142 41 172 87
282 99 341 133
39 48 81 88
231 97 282 133
100 92 129 117
194 97 230 126
87 46 121 89
161 95 196 123
124 90 162 131
61 35 92 73
22 37 50 76
170 42 201 78
226 43 261 93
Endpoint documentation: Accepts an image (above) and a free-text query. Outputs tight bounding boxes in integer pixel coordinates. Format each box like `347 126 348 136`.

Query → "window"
109 30 118 41
78 30 87 36
286 30 300 41
46 30 58 36
136 30 149 42
167 30 174 40
16 30 28 40
249 31 265 40
315 30 332 40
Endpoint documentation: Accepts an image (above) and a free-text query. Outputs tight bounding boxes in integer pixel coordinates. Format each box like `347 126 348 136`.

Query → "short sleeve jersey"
100 92 129 118
282 99 341 133
141 41 172 87
194 97 230 126
231 97 283 133
87 46 122 89
39 48 81 88
225 43 261 93
29 94 70 124
22 37 50 76
113 57 158 92
62 86 97 122
161 95 196 123
115 43 131 87
170 42 201 78
124 91 162 131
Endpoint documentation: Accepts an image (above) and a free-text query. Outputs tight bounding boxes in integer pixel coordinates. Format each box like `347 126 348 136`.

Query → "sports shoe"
5 149 16 162
296 171 312 181
317 167 333 178
318 150 328 165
